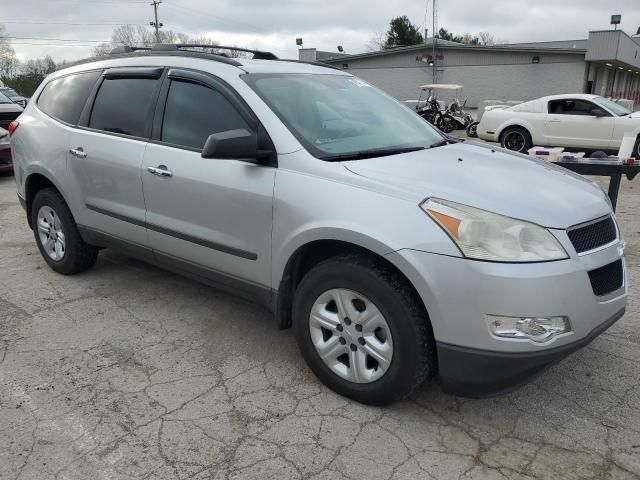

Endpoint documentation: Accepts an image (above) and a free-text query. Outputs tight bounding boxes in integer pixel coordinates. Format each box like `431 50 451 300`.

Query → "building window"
532 56 540 64
342 63 349 69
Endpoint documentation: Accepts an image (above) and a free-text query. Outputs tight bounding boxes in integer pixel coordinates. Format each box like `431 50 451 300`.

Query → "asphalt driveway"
1 174 639 480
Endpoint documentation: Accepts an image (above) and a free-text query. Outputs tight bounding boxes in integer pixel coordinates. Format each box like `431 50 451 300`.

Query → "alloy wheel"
37 205 66 261
503 131 526 152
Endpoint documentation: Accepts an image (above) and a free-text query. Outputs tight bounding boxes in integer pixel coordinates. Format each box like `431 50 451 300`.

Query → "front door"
543 98 615 149
141 70 275 291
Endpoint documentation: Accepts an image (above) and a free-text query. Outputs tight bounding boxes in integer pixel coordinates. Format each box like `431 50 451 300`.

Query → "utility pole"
432 0 437 83
150 1 163 43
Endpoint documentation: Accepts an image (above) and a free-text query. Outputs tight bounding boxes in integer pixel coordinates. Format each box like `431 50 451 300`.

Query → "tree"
93 27 250 59
0 25 19 78
461 33 480 45
435 27 463 43
366 32 386 52
478 32 495 46
2 55 57 97
383 16 424 49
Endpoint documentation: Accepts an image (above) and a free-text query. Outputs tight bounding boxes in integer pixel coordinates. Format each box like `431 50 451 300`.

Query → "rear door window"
37 71 101 125
89 77 159 138
161 80 250 150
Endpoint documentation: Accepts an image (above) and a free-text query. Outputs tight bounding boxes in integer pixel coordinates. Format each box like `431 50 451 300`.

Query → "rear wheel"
500 126 532 153
293 254 435 405
31 188 98 274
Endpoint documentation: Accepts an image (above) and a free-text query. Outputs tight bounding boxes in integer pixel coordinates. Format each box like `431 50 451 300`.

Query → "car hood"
627 111 640 118
343 143 611 229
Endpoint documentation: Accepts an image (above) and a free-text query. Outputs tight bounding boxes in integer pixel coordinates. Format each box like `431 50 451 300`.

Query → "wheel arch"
24 171 67 229
274 237 430 331
497 123 533 143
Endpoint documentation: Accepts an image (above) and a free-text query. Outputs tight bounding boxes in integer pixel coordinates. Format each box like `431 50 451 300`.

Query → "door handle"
548 118 562 123
69 147 87 159
147 165 173 178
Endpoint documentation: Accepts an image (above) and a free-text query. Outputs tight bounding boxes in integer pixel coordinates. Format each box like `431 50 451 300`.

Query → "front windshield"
243 73 442 159
1 88 18 97
594 97 632 116
0 91 12 104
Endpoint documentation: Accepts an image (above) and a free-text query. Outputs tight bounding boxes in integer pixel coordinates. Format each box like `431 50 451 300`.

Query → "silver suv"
10 45 627 404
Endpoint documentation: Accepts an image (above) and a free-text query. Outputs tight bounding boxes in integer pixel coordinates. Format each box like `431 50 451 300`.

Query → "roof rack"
102 44 339 71
151 44 278 60
109 45 152 54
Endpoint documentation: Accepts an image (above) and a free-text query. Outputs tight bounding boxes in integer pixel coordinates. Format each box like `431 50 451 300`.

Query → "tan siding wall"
348 62 585 107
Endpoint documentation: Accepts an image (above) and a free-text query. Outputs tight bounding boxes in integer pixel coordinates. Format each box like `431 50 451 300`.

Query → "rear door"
543 99 614 149
141 68 276 292
68 67 163 251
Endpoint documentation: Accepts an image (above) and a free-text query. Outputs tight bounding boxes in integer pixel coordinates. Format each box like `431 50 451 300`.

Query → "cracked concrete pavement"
1 173 639 480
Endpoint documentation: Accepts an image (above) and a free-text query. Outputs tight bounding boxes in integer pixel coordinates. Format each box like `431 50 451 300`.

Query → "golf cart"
406 84 476 134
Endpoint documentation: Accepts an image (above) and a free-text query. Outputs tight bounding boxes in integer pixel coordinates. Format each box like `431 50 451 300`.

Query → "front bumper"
386 234 627 397
436 307 625 397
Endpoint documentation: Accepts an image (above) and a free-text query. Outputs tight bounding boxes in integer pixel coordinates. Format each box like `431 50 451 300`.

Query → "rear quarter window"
37 70 101 125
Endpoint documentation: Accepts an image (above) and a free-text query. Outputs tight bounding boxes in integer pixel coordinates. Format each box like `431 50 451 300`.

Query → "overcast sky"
2 0 640 63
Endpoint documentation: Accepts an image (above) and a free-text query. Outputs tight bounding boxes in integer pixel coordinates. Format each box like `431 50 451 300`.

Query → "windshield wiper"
429 139 449 148
322 146 427 161
430 136 461 148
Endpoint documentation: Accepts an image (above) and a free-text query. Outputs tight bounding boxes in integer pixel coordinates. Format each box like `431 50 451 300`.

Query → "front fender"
270 167 461 288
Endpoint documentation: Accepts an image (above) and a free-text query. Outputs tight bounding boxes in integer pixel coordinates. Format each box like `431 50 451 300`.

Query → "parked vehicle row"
0 87 28 108
0 126 11 173
0 90 24 130
10 45 627 404
478 94 640 156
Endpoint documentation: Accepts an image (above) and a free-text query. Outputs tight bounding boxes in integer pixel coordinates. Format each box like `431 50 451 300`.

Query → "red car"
0 126 12 174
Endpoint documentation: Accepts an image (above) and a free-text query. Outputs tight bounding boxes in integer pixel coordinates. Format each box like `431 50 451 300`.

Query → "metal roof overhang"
586 30 640 72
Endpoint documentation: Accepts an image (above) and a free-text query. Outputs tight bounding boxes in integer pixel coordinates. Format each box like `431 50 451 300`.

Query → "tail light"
8 121 19 136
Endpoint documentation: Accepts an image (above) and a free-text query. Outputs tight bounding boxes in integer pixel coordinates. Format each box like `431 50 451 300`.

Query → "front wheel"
466 121 479 138
436 114 457 133
500 126 532 153
292 254 435 405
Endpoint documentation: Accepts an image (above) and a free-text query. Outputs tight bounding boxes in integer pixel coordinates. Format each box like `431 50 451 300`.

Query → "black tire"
292 253 435 406
466 121 479 138
634 135 640 159
419 110 437 125
500 126 532 153
436 114 457 134
31 188 98 275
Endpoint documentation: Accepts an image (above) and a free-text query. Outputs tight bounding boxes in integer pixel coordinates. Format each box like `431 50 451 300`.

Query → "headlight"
421 198 568 262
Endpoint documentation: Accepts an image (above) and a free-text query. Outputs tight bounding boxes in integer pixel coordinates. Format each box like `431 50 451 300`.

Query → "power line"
1 20 143 26
162 3 262 32
9 42 101 47
6 36 111 43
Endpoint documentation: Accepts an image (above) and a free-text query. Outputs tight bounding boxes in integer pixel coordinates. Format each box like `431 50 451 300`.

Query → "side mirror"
201 129 271 162
591 108 608 117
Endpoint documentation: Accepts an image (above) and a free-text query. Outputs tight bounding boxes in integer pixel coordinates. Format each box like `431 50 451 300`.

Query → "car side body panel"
478 94 640 151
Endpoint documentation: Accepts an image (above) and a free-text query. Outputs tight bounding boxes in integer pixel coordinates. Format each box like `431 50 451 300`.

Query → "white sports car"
478 94 640 157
